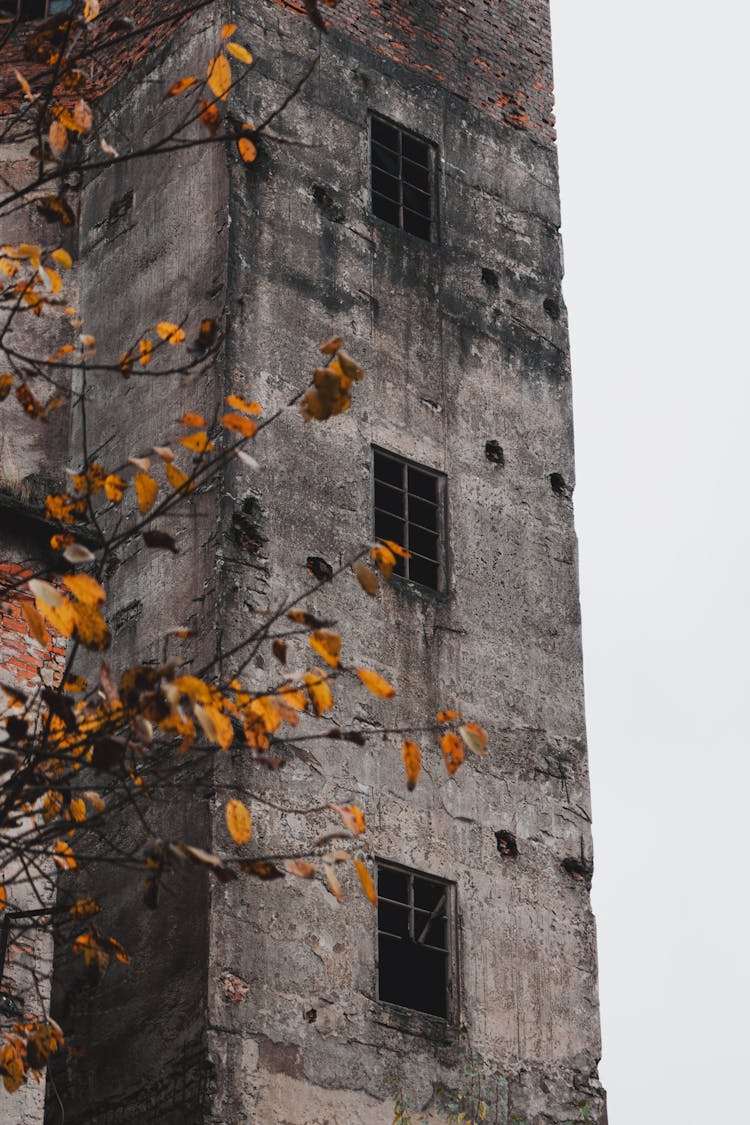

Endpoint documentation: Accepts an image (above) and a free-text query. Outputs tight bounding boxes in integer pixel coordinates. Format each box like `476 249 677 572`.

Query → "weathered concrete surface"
0 0 603 1121
202 2 605 1122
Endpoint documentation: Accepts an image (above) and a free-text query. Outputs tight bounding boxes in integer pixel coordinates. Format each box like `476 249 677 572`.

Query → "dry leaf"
357 668 395 698
134 471 158 514
156 321 185 344
402 739 421 791
309 629 341 668
227 42 253 64
440 731 464 776
353 859 377 905
460 721 488 757
207 53 232 101
225 798 252 845
353 560 378 595
165 76 197 98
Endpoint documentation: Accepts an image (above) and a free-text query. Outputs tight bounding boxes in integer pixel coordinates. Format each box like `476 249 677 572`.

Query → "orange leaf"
134 471 158 514
179 431 213 454
21 602 49 647
319 336 342 355
382 538 410 558
437 709 460 723
104 473 127 503
180 411 206 426
0 373 13 400
0 885 6 913
309 629 341 668
226 42 253 64
221 22 237 38
165 462 193 493
221 412 257 437
440 731 464 776
51 247 72 269
353 560 378 595
237 134 257 163
357 668 395 698
199 99 220 136
207 53 232 101
53 840 77 870
323 862 343 903
139 338 153 366
71 601 111 651
225 798 252 845
225 394 261 416
370 544 396 580
63 574 105 605
69 797 86 822
402 739 421 791
156 321 185 344
303 670 333 715
460 721 488 757
165 75 197 98
49 119 67 157
353 859 377 905
330 803 365 835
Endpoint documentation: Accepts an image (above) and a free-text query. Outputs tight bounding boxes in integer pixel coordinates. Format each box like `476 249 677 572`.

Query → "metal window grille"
0 0 71 22
373 448 444 591
370 115 434 242
376 862 454 1020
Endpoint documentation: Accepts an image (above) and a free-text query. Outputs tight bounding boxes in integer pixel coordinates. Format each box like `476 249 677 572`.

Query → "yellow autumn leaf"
353 560 378 595
303 670 333 715
370 544 396 579
51 247 72 269
353 859 377 905
165 75 197 98
63 574 105 605
156 321 185 344
357 668 395 698
309 629 341 668
402 739 421 791
0 885 5 913
331 803 365 835
221 22 237 38
179 431 213 454
53 840 77 870
225 394 261 415
226 42 253 64
69 797 86 822
165 462 193 493
225 798 252 845
194 702 233 749
37 597 76 639
104 473 127 503
237 135 257 163
221 412 257 437
134 471 158 514
437 709 460 723
71 601 111 651
207 53 232 101
139 338 152 366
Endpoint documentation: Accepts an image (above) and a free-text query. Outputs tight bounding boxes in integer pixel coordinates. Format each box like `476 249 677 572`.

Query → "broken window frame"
369 113 437 242
372 446 447 592
0 0 71 22
375 860 458 1023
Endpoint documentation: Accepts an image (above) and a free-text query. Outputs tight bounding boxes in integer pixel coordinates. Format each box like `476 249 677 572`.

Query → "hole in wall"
481 267 499 290
312 183 344 224
561 857 592 884
543 296 560 320
231 495 266 555
495 830 518 857
306 555 333 583
304 1008 317 1023
549 472 571 498
485 440 504 466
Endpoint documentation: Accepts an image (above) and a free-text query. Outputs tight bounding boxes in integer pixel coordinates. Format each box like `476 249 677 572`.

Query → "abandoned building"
0 0 606 1121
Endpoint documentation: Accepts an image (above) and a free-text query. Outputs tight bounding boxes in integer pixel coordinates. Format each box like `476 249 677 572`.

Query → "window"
377 862 454 1020
0 0 70 22
373 448 445 591
370 115 434 241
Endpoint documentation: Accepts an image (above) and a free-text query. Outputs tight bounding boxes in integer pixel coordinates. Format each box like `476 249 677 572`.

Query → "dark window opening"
373 449 445 591
370 115 434 242
377 863 453 1020
1 0 71 21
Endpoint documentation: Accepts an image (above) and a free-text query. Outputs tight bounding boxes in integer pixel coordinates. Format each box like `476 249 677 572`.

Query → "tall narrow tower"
0 1 604 1122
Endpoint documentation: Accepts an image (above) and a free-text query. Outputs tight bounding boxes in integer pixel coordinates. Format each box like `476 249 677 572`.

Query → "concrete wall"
203 2 605 1122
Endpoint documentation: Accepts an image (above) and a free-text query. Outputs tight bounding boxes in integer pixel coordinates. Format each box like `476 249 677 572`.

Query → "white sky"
549 2 750 1121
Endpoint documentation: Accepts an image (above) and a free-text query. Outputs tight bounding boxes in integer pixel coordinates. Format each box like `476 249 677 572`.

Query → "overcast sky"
549 2 750 1121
